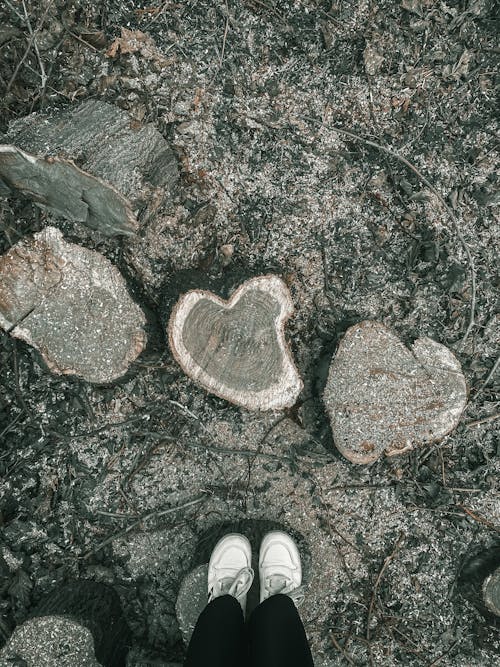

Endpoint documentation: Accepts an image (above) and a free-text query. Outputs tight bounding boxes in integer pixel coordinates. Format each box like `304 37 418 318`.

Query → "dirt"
0 1 498 665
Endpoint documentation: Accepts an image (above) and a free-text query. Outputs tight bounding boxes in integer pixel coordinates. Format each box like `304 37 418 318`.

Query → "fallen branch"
366 532 405 642
457 505 500 533
83 495 207 558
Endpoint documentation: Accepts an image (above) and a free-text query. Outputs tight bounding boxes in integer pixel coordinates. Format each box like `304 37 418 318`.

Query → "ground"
0 1 499 665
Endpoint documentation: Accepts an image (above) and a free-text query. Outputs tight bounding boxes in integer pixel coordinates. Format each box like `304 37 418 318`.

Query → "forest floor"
0 1 499 665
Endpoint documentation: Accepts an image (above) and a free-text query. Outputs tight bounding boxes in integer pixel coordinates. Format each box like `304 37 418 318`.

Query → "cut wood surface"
323 321 467 464
483 567 500 617
168 275 303 410
0 226 146 383
0 616 100 667
0 100 178 235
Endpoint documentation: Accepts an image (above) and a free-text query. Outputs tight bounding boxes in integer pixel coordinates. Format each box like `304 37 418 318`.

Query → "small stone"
323 321 467 464
0 226 146 383
220 243 234 266
168 275 303 410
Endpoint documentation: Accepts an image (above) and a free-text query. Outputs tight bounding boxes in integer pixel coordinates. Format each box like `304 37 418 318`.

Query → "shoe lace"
264 574 305 607
208 566 253 602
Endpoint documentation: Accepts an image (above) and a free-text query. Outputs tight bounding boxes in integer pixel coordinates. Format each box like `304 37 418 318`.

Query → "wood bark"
0 100 178 235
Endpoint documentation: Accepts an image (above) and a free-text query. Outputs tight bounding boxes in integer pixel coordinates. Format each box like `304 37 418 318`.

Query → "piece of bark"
0 226 146 383
0 100 178 235
323 321 467 464
0 145 137 236
168 275 303 410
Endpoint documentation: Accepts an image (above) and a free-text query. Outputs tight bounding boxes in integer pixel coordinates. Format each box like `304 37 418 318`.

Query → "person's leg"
185 594 247 667
249 530 313 667
184 533 254 667
248 593 314 667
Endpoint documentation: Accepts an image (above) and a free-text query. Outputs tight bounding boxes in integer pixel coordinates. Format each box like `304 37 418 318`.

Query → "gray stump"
0 100 178 236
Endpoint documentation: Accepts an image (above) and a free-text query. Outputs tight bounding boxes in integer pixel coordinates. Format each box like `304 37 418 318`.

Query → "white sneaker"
207 533 254 612
259 531 305 606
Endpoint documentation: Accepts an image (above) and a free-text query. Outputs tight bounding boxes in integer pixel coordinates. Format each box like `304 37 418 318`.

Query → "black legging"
185 594 314 667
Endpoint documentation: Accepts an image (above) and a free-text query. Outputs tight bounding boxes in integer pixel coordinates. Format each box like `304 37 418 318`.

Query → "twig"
219 4 229 68
65 29 99 52
243 414 288 506
475 355 500 395
366 532 405 641
463 412 500 428
50 414 149 440
5 0 52 93
322 124 477 349
427 640 460 666
21 0 47 89
0 412 23 441
83 495 206 558
457 505 500 533
330 632 356 665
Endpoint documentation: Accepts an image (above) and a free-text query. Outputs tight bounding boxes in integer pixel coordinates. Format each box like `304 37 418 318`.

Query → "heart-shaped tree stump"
168 275 303 410
323 321 467 464
0 226 146 383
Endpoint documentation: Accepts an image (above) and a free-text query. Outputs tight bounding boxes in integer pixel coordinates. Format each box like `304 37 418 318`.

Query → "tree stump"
176 564 208 646
168 275 303 410
458 544 500 626
0 581 129 667
0 226 146 383
323 321 467 464
0 100 178 235
0 616 101 667
484 566 500 617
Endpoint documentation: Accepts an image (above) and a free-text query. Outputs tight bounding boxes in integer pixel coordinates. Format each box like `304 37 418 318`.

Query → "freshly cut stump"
168 275 303 410
0 226 146 383
323 321 467 464
0 100 178 235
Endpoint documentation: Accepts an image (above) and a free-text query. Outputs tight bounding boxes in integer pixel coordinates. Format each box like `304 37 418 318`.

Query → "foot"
208 533 254 612
259 531 305 606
